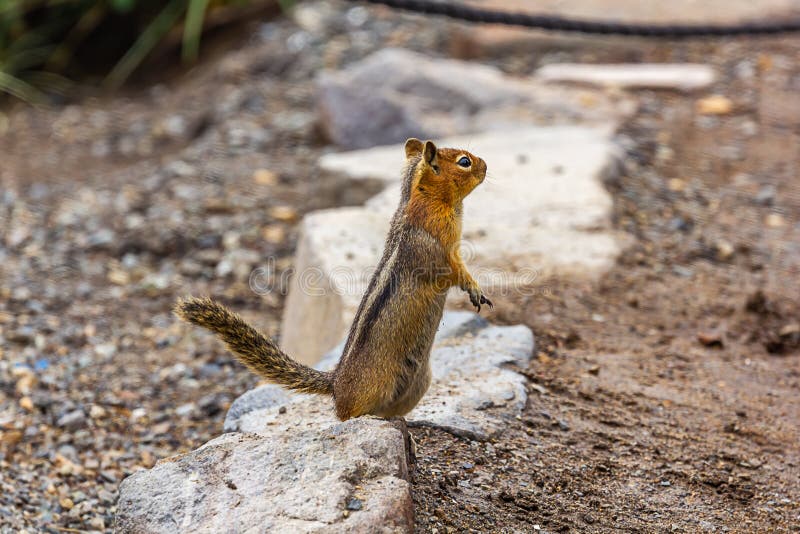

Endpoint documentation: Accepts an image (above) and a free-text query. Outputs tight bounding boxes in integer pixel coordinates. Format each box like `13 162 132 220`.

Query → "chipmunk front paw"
466 283 493 313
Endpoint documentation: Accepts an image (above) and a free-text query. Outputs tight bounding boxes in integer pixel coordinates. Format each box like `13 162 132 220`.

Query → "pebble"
755 184 776 205
56 410 86 430
98 489 115 504
130 408 147 423
696 95 733 115
346 498 363 511
175 403 197 418
667 178 686 192
261 225 285 243
253 169 278 185
19 396 34 411
269 205 298 222
697 331 724 348
715 240 735 260
765 213 785 228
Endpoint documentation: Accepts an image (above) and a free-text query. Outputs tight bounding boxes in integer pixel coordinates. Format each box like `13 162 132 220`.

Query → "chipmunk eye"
457 156 471 168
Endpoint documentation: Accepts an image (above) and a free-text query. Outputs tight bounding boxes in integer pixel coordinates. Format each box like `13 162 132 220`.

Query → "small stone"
59 497 74 510
165 160 196 178
175 403 197 418
140 450 156 468
346 498 363 511
19 396 34 411
16 373 38 395
696 95 733 115
697 331 724 348
8 328 35 344
715 240 735 261
779 323 800 337
667 178 686 192
89 405 107 419
269 205 298 222
130 407 147 423
261 225 285 244
107 268 131 286
253 169 278 185
57 410 86 430
94 343 117 358
88 517 105 530
1 430 23 447
100 470 118 483
765 213 785 228
755 185 776 205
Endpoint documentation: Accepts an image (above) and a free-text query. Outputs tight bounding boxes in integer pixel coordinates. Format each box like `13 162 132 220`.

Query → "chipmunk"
175 138 491 420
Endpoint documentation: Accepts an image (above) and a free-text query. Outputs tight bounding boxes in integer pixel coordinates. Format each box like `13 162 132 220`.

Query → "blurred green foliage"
0 0 254 103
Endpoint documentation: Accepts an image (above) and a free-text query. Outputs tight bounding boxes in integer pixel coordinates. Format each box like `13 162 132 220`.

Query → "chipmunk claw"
467 286 492 313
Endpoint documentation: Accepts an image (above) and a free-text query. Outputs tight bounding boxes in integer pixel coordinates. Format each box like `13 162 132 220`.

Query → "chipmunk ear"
405 138 423 159
423 141 439 173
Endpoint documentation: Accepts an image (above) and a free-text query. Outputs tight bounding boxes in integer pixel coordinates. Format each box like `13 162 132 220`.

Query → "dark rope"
358 0 800 37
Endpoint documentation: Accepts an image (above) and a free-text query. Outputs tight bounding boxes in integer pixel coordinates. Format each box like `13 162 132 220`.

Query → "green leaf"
182 0 210 63
0 70 47 104
105 0 186 89
109 0 136 14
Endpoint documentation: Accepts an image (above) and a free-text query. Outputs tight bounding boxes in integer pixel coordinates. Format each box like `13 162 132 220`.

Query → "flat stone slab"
316 48 634 149
229 311 534 442
283 126 625 363
116 417 413 533
536 63 716 92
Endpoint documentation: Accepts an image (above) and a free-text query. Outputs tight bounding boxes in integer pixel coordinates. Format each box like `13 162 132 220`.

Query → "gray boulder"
116 417 413 533
316 48 633 149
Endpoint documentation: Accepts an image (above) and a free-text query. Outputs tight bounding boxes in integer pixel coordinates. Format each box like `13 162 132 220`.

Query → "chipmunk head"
404 138 487 204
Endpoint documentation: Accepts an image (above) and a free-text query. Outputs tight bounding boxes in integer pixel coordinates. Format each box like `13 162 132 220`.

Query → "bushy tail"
174 297 333 395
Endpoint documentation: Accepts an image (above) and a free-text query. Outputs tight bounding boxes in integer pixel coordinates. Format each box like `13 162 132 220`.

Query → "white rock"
536 63 716 92
283 126 625 363
117 418 413 533
409 312 534 440
316 48 634 149
230 311 534 441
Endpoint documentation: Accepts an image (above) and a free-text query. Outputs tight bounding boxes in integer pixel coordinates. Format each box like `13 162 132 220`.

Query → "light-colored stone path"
229 311 535 441
117 312 533 531
283 126 626 363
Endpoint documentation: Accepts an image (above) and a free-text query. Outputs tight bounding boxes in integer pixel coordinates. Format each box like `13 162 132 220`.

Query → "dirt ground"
1 2 799 532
